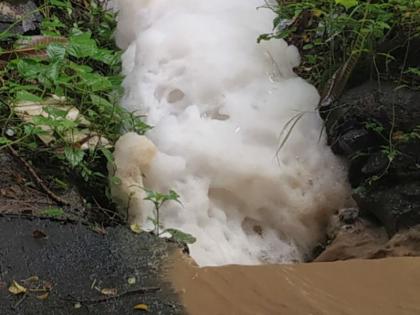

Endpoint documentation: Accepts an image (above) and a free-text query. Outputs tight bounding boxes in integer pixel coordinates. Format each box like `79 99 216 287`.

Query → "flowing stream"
113 0 350 266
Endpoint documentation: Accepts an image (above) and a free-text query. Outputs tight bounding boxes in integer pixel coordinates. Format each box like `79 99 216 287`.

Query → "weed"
143 189 196 244
260 0 420 89
40 207 65 218
0 0 151 214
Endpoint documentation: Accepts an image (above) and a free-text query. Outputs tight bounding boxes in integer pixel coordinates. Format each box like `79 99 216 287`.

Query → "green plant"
40 207 65 218
260 0 420 88
0 0 151 210
361 120 420 184
143 189 196 244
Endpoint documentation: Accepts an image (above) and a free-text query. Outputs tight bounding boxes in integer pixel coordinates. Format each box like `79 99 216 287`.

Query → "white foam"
113 0 350 266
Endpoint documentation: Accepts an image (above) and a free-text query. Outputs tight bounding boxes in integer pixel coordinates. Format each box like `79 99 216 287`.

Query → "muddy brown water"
170 252 420 315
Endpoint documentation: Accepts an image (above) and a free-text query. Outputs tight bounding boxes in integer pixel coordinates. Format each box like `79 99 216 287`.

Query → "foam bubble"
114 0 350 266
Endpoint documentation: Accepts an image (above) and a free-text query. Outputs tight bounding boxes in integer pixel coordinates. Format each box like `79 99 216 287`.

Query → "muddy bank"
0 216 184 315
170 252 420 315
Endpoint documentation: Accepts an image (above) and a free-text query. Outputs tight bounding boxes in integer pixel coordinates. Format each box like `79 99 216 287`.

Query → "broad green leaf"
64 146 85 168
407 67 420 76
67 62 93 74
16 59 46 79
165 228 197 244
15 91 42 102
100 147 114 163
92 49 121 66
46 61 62 81
67 32 98 58
24 124 47 137
41 16 65 35
0 137 11 145
47 43 66 61
40 207 65 217
90 94 114 110
78 72 112 92
44 106 68 118
335 0 358 9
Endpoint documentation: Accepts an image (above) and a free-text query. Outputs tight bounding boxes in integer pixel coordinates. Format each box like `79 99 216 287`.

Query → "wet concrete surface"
0 215 185 315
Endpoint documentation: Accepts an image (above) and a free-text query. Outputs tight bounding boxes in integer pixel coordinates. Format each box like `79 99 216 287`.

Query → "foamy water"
113 0 350 266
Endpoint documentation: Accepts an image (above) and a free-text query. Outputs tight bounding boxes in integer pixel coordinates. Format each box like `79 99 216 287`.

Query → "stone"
324 81 420 235
0 1 42 34
354 181 420 235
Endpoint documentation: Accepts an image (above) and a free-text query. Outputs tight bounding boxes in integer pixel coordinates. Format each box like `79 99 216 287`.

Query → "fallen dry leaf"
8 280 27 295
100 288 118 296
134 304 149 311
74 302 82 309
36 292 49 300
130 224 142 234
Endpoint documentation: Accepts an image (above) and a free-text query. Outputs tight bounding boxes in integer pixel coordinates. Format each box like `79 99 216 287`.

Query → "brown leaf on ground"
134 303 149 311
100 288 118 296
8 280 27 295
36 292 49 300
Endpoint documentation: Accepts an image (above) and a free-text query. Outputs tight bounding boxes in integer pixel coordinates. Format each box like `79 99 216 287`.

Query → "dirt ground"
0 150 120 225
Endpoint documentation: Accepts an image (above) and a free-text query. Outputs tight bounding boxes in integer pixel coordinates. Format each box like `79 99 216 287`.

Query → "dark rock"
338 207 359 225
0 1 42 34
354 182 420 235
324 81 420 235
337 128 372 156
361 152 389 175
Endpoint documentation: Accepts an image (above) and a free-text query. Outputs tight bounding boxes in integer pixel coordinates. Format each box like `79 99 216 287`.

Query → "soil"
0 151 81 217
0 150 120 224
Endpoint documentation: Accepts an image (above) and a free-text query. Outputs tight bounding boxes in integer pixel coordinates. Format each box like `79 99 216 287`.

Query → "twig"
7 146 70 206
11 294 27 310
60 287 160 305
92 196 124 222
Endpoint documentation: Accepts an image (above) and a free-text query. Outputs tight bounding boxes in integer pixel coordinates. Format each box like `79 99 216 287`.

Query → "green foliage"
40 207 65 218
0 0 151 208
144 189 181 235
362 120 420 183
260 0 420 88
143 189 195 244
163 228 197 245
